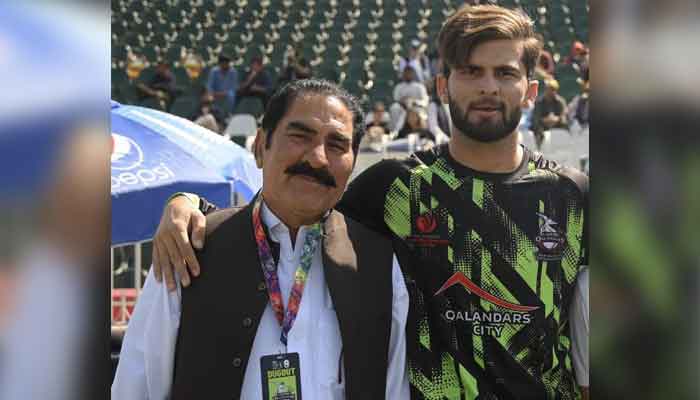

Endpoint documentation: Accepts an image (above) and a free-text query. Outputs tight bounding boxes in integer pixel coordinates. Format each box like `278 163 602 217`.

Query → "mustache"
285 161 337 187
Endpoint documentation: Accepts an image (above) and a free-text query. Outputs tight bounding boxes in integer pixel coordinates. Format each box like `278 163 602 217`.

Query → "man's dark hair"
261 78 366 157
438 4 542 79
218 54 231 64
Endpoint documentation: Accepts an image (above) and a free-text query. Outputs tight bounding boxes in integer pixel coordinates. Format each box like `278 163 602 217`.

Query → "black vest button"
232 357 242 367
257 282 266 291
242 317 253 328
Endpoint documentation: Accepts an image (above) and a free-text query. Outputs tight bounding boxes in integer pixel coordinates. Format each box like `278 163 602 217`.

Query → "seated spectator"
236 55 273 108
568 79 590 131
365 101 392 134
206 54 239 116
531 79 568 149
426 79 451 144
398 39 431 83
397 106 433 143
565 41 589 75
136 60 178 111
390 66 429 131
191 92 225 134
277 47 311 89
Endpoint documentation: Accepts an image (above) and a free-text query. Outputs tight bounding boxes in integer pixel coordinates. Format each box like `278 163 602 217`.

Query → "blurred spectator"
565 40 590 76
397 106 433 142
277 47 311 89
535 35 555 79
206 54 238 116
532 78 569 149
398 39 431 82
365 101 392 134
390 66 429 131
135 60 179 111
568 79 590 131
236 55 272 108
191 91 225 134
426 79 451 144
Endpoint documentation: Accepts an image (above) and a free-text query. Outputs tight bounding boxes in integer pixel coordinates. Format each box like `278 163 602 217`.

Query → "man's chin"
468 114 504 127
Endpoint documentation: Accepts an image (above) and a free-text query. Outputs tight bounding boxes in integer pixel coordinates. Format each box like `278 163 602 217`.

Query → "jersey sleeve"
570 268 589 387
337 159 408 238
553 165 589 268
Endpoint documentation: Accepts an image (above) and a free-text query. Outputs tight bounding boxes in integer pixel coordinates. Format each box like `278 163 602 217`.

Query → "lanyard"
252 196 322 346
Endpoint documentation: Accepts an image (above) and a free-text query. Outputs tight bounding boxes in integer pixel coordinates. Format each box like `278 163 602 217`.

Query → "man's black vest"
171 204 394 399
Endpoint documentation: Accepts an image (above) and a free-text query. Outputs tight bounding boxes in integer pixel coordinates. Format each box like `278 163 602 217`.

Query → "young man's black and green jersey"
197 144 588 399
338 144 588 400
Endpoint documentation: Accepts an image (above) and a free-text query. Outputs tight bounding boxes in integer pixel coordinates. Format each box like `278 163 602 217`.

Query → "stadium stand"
111 0 589 117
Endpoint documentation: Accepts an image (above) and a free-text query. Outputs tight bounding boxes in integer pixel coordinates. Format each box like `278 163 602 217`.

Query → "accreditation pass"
260 352 302 400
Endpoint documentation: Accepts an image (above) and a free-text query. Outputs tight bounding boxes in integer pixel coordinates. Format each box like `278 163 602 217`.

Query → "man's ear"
253 128 265 168
436 73 449 104
523 79 539 109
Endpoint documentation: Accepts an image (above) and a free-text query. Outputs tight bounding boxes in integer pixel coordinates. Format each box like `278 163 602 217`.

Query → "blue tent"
111 102 260 245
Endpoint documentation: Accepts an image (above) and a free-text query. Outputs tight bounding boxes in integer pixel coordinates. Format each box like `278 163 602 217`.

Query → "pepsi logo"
111 133 144 171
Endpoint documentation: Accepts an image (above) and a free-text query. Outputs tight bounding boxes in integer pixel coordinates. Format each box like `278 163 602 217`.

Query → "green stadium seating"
112 0 589 107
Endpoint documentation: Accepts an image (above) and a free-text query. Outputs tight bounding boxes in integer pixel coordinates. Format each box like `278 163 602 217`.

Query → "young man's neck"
448 130 523 174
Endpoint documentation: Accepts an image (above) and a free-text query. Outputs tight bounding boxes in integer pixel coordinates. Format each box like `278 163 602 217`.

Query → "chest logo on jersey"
406 212 449 247
535 212 566 261
436 272 538 337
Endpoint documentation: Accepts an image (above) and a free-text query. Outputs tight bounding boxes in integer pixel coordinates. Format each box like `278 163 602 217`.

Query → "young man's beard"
447 92 522 143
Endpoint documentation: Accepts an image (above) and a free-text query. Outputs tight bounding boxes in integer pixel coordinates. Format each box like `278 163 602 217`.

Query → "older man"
112 79 410 400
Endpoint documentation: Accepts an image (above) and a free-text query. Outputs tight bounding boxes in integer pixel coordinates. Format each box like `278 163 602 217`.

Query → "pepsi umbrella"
112 102 257 245
112 101 262 200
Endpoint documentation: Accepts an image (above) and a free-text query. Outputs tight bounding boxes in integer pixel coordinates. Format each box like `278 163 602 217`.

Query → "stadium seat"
224 113 258 139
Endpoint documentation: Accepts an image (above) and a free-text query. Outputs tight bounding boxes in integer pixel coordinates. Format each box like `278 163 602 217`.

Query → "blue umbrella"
112 102 262 200
111 102 260 245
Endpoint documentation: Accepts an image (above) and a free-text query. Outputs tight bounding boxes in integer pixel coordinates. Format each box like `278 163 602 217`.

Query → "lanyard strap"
252 196 322 346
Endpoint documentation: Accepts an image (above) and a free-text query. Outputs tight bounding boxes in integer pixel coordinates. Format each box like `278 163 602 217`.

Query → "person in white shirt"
398 40 431 83
390 66 429 133
112 79 410 400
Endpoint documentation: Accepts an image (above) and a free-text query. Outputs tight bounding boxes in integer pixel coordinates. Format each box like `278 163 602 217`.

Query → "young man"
112 80 410 400
237 55 273 108
151 5 589 399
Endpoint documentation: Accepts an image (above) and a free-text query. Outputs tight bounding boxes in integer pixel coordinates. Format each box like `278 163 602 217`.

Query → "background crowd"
112 0 589 152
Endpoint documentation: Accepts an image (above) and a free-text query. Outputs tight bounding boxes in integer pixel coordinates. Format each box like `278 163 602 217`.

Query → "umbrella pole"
135 243 142 293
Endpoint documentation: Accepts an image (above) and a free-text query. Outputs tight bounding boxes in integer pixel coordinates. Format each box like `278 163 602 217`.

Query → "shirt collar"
260 200 285 243
259 200 329 243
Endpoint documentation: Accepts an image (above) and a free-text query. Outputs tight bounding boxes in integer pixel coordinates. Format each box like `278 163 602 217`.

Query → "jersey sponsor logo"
535 212 566 260
435 272 539 312
406 212 449 246
416 213 437 233
436 272 538 337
